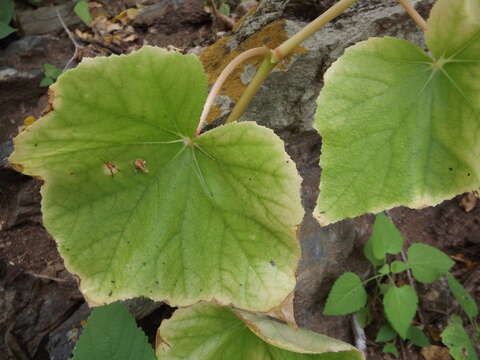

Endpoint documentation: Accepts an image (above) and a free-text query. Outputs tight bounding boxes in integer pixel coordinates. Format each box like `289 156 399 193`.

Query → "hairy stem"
226 0 359 123
396 0 427 31
196 47 271 135
274 0 359 61
225 56 276 124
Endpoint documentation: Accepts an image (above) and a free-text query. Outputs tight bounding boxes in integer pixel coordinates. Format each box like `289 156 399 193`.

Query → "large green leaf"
314 0 480 224
72 302 156 360
9 47 303 311
156 302 365 360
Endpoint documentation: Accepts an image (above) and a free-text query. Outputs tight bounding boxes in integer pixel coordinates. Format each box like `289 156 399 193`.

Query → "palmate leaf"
156 302 365 360
314 0 480 224
9 47 303 312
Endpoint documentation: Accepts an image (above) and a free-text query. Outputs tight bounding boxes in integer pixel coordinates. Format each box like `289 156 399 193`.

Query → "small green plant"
40 64 62 87
324 213 479 358
0 0 16 39
8 0 480 358
73 0 92 25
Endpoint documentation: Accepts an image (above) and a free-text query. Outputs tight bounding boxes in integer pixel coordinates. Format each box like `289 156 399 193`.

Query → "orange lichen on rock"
199 20 309 123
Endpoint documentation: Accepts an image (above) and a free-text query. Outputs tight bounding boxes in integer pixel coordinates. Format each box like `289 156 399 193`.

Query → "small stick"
196 46 271 135
26 271 68 283
396 0 427 31
352 314 367 355
56 9 84 71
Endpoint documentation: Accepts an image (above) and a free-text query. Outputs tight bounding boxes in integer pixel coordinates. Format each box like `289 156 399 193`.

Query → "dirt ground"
0 0 479 359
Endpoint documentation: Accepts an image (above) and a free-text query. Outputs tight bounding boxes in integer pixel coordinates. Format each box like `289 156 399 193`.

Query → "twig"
56 9 83 71
399 338 407 360
352 314 367 355
208 0 235 31
401 250 426 324
25 270 68 283
196 46 271 135
396 0 427 31
74 36 123 55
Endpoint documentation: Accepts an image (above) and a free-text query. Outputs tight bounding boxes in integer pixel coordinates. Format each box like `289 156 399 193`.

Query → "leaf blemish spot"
134 159 149 173
103 161 120 177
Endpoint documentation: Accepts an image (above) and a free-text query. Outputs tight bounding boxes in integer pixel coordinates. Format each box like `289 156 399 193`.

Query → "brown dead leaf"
262 292 297 328
421 345 452 360
460 192 478 212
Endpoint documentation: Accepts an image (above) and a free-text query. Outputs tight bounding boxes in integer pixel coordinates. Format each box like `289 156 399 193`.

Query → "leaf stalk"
396 0 427 31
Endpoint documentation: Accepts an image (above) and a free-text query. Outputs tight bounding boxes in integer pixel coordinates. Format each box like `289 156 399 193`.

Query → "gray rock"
17 3 82 36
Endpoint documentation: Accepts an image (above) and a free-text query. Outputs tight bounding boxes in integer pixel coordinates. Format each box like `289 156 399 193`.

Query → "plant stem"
396 0 427 31
226 0 359 123
274 0 359 61
196 47 271 135
225 57 276 124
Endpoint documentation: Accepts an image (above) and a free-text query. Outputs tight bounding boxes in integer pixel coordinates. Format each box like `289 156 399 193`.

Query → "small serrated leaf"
382 343 399 358
376 324 397 342
324 272 367 315
378 264 390 275
356 306 372 328
0 22 16 39
407 326 431 347
447 273 478 319
0 0 14 23
441 315 478 360
72 302 156 360
384 285 418 338
74 0 92 25
408 243 454 283
43 64 62 79
370 213 404 259
39 77 54 87
391 260 409 274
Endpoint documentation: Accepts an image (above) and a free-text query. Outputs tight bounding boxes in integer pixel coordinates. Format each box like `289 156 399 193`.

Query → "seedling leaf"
0 22 16 39
43 63 62 79
72 302 155 360
9 47 303 312
314 0 480 224
0 0 14 24
441 315 478 360
408 243 454 283
370 213 404 260
74 0 92 25
407 326 431 347
382 343 399 358
447 273 478 319
324 272 367 315
375 324 396 343
383 285 418 338
157 302 365 359
390 260 409 274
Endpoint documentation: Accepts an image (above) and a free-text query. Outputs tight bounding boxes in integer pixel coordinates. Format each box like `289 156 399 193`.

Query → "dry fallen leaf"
421 345 452 360
460 192 478 212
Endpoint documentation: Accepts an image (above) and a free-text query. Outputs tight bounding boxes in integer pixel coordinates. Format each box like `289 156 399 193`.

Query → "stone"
17 3 82 36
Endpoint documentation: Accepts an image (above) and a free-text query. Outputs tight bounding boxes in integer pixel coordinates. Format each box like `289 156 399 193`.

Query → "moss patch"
199 20 308 123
